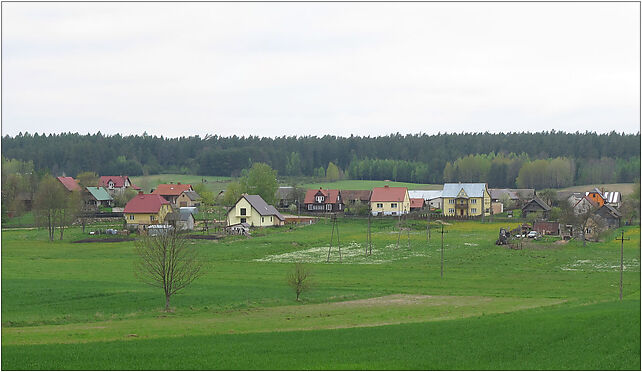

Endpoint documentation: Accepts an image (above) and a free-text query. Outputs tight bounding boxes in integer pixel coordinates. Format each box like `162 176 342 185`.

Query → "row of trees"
2 131 639 184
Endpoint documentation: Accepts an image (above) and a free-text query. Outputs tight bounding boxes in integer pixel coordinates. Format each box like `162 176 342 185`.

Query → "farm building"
592 204 622 229
341 190 372 205
226 222 250 235
441 183 490 217
602 191 622 208
370 186 410 216
408 190 443 210
276 187 298 208
584 188 605 208
410 198 426 211
521 197 551 219
123 193 173 226
304 188 344 212
489 188 534 208
533 221 560 235
99 176 141 196
166 208 196 231
227 194 285 227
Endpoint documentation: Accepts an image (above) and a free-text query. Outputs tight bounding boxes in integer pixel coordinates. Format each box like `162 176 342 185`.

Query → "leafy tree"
114 188 139 208
193 183 214 207
223 181 244 206
285 152 302 176
76 171 99 188
240 163 278 205
326 162 341 181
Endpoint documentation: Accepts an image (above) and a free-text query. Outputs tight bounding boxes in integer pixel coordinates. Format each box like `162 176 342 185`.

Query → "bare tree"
134 231 205 311
57 190 82 240
287 263 312 301
33 176 67 241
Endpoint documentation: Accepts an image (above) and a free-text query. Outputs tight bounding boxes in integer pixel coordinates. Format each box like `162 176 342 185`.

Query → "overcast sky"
2 2 640 138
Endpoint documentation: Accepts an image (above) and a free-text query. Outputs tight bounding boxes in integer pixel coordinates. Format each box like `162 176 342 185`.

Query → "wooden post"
367 213 371 256
427 211 431 241
337 215 341 262
615 230 630 301
327 215 335 263
440 224 448 278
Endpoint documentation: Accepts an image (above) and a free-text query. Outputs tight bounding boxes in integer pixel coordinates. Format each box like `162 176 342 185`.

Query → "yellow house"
370 186 410 216
124 193 173 225
227 194 285 227
441 183 491 217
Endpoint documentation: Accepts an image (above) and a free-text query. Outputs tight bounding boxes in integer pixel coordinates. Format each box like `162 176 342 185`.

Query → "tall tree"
33 176 67 241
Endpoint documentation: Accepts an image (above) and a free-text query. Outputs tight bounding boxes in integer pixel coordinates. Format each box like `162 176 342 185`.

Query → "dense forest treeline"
1 131 639 188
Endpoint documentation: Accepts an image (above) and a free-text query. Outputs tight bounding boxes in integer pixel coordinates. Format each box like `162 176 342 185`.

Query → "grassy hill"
129 174 231 194
554 183 636 195
1 218 640 369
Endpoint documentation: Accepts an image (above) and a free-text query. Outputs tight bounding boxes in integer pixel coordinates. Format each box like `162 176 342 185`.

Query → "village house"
227 194 285 227
602 191 622 208
370 186 410 216
175 190 201 207
123 192 173 226
408 190 443 210
572 195 599 215
99 176 141 196
84 187 113 210
304 188 344 212
441 183 491 217
521 196 552 219
584 188 605 208
56 176 81 192
151 183 193 206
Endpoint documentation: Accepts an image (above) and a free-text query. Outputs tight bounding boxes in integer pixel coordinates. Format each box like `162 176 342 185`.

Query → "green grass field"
300 179 442 190
2 217 640 369
129 174 231 194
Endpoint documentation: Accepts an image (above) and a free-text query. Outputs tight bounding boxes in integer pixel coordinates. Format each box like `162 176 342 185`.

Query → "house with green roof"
84 187 114 210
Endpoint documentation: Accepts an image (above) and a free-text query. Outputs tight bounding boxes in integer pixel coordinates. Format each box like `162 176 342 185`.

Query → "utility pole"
367 212 372 256
426 210 431 241
615 230 630 301
440 223 448 278
327 214 341 262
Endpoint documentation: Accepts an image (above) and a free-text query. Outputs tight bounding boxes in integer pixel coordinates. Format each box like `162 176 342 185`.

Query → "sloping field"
300 179 441 190
2 294 563 346
555 183 635 195
2 299 638 370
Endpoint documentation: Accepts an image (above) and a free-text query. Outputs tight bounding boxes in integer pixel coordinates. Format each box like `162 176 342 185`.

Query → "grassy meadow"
2 216 640 369
129 174 231 194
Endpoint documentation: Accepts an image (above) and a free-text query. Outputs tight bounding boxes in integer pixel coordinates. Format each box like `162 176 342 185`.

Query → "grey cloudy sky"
2 2 640 138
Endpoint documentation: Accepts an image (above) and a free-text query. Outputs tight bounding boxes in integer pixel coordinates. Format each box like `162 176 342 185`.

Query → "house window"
308 205 313 210
449 208 455 214
472 199 477 204
150 215 155 221
449 199 455 204
471 208 477 214
262 217 264 223
241 218 246 223
326 204 332 210
270 216 273 221
316 196 324 203
129 215 134 220
377 203 383 208
240 208 246 216
391 203 397 208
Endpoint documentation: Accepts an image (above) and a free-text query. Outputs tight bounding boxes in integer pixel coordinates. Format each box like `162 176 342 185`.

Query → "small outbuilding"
521 197 551 219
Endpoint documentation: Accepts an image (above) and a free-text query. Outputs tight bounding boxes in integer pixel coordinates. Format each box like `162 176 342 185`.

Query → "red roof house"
99 176 141 192
56 176 81 192
123 193 172 225
151 183 193 205
304 188 343 212
370 186 410 216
